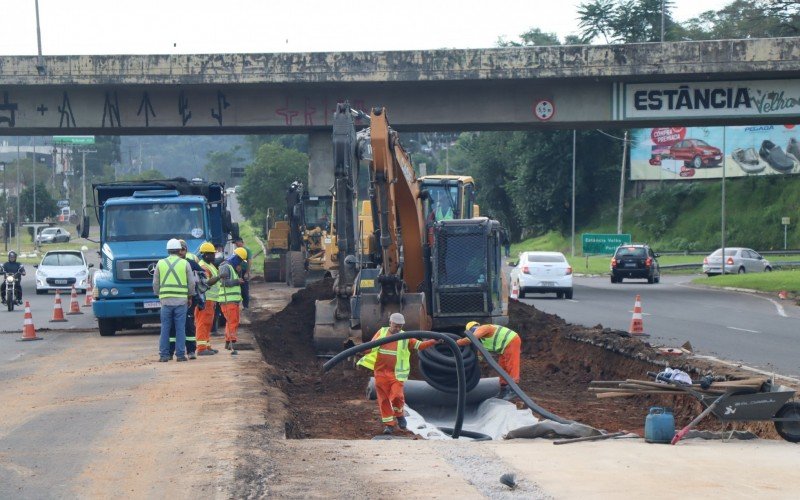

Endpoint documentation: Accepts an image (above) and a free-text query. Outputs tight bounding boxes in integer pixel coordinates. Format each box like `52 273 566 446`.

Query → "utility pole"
16 138 20 252
33 137 37 224
1 160 6 252
660 0 665 42
78 149 96 212
571 130 576 257
616 131 628 234
34 0 45 74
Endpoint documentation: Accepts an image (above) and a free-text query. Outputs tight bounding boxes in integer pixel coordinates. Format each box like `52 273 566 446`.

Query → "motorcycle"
3 270 23 312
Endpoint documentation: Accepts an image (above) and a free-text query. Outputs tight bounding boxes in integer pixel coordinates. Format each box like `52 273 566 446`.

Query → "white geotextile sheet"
405 398 540 440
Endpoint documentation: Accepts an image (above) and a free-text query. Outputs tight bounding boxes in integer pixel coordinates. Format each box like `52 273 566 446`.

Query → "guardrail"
657 250 800 256
661 261 800 271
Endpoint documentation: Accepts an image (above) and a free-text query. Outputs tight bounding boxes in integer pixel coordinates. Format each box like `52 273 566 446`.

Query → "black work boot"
382 426 394 435
397 416 407 430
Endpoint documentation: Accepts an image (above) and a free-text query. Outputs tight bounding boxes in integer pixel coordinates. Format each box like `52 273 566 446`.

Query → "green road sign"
53 135 95 145
582 233 632 255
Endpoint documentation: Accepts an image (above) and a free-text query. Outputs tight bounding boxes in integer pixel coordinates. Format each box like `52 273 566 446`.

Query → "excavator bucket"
313 299 353 356
358 292 430 342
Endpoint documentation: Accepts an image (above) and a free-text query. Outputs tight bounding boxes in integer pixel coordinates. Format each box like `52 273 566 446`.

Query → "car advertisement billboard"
630 124 800 180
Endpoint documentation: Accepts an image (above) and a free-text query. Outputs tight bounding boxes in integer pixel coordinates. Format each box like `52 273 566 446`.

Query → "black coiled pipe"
418 332 481 393
323 330 466 439
464 328 573 425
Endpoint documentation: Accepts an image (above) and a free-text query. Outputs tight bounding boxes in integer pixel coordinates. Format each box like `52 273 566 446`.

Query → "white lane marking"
765 297 787 318
727 326 760 333
676 281 788 318
692 354 800 384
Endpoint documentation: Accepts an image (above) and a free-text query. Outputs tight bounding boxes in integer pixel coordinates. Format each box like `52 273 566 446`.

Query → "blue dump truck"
80 178 237 336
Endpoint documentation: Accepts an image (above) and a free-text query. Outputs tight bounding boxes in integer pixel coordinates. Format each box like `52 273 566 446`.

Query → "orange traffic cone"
50 289 68 322
19 301 42 341
83 281 94 307
628 294 648 336
510 281 520 300
66 285 84 315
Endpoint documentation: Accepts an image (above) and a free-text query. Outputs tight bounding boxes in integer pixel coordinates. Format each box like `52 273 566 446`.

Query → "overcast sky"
4 0 733 55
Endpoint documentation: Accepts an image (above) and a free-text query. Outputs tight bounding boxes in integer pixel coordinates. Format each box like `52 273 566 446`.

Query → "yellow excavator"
313 103 507 355
263 181 332 287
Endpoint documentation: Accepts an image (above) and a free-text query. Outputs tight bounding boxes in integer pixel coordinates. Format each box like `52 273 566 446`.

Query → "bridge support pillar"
308 132 334 197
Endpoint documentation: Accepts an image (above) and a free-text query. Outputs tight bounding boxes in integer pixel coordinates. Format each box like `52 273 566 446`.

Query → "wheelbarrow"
649 373 800 443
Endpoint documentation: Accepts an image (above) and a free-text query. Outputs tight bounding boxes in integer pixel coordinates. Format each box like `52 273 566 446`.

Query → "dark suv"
610 244 660 284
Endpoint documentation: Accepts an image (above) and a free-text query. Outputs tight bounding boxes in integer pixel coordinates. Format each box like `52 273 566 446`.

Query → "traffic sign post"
581 233 632 255
782 217 790 250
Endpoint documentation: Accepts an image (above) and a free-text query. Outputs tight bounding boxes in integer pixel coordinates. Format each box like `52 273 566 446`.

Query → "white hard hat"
166 238 182 250
389 312 405 325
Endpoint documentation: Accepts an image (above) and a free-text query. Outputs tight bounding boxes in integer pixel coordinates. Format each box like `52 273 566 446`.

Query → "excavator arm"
368 108 426 295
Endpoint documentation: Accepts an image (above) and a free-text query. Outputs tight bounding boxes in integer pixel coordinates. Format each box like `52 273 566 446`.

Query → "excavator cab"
420 175 478 222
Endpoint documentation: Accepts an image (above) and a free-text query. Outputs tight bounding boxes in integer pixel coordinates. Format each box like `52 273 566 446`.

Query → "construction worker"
233 237 252 309
357 313 436 435
153 238 196 362
458 321 521 400
169 240 204 359
218 247 247 355
195 242 221 355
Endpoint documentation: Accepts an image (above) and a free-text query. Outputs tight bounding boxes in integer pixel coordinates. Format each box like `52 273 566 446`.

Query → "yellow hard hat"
234 247 248 260
466 321 479 331
199 242 215 254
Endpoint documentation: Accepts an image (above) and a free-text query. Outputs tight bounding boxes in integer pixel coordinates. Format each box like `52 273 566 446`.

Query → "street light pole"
33 137 37 224
571 130 576 258
616 131 629 234
16 138 20 252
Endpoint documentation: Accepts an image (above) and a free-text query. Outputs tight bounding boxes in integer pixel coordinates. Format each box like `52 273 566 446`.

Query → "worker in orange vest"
458 321 522 400
357 313 436 435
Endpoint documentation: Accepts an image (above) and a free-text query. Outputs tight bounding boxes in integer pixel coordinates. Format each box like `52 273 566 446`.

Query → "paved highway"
523 275 800 379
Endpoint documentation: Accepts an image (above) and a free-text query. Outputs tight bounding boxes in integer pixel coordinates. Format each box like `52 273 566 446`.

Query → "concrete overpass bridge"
1 38 799 193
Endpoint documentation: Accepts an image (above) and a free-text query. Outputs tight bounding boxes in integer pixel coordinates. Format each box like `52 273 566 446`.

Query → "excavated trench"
252 279 785 440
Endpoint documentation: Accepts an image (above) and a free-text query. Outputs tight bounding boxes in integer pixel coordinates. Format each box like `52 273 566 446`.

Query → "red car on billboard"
669 139 723 168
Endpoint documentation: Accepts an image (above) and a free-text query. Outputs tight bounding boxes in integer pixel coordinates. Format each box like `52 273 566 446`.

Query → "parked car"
36 227 71 244
610 244 660 284
669 139 723 169
34 250 93 294
509 251 573 299
703 247 772 276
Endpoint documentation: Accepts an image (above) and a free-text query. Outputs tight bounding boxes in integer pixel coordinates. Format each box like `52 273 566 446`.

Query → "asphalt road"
522 274 800 379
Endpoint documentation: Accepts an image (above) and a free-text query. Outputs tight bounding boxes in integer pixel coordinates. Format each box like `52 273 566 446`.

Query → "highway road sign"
582 233 632 254
53 136 95 145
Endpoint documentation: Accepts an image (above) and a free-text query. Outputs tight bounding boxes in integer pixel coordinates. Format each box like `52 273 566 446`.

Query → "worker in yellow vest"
218 247 247 355
357 313 436 435
153 238 196 362
196 242 221 355
458 321 522 400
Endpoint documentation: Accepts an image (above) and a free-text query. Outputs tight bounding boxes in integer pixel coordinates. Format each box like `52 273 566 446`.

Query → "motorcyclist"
1 251 26 305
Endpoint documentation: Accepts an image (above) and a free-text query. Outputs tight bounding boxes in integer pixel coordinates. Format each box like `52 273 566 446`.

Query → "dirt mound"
253 285 788 439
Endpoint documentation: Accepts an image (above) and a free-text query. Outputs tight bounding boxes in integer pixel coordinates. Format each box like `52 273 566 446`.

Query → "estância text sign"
613 80 800 120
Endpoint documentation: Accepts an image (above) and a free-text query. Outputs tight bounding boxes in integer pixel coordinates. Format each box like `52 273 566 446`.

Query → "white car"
510 251 573 299
35 250 93 294
703 247 772 276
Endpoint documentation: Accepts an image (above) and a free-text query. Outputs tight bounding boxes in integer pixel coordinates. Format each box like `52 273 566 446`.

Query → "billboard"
630 124 800 180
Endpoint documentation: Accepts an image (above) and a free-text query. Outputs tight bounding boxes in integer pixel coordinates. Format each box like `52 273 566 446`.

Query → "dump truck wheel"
264 258 282 282
98 318 117 336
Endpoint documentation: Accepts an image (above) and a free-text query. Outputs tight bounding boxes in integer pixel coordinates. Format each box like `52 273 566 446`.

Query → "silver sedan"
703 247 772 276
